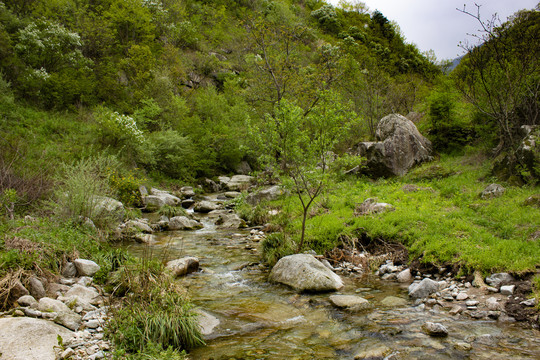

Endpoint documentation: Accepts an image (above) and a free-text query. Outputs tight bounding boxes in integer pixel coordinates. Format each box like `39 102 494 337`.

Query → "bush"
157 204 186 218
48 155 119 229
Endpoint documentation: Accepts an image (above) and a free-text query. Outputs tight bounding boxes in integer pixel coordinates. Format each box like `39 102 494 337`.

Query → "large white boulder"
0 317 74 360
169 216 203 230
269 254 343 292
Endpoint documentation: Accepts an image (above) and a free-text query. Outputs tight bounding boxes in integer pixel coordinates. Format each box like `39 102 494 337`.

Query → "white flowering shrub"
15 20 91 72
95 106 145 146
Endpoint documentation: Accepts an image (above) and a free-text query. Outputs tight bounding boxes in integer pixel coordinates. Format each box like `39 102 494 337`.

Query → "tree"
454 5 540 153
254 91 350 252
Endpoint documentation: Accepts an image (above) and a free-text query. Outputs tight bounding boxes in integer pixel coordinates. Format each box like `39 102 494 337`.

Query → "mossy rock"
523 194 540 208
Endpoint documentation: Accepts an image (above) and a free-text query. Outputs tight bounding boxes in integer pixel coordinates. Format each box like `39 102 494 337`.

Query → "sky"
328 0 538 60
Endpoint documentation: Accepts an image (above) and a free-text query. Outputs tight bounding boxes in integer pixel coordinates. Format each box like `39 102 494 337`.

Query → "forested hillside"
0 0 440 181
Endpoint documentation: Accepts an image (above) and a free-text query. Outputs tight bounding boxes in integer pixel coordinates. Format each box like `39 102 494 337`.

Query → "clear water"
124 216 540 360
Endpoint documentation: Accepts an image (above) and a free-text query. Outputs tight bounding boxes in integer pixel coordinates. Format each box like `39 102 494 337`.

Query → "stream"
125 210 540 360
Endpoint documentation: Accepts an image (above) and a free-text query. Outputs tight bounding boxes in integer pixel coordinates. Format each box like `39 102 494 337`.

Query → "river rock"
0 317 74 360
195 309 220 336
17 294 37 307
11 279 29 299
329 295 372 311
422 321 449 337
92 195 125 220
269 254 343 292
169 216 203 230
73 259 100 277
224 175 254 191
65 284 99 303
123 219 153 233
62 262 77 278
485 273 514 289
28 277 47 299
245 185 284 205
408 278 439 299
480 184 506 199
180 186 196 198
380 296 408 307
210 210 247 229
396 268 413 283
38 297 82 331
194 200 220 213
354 345 392 359
500 285 515 295
486 297 503 311
166 256 200 277
352 114 433 177
143 188 181 211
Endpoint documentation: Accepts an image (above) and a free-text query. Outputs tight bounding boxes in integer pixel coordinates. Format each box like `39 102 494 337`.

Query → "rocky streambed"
122 191 540 360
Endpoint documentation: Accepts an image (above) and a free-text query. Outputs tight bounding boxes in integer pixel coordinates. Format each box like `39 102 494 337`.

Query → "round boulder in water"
269 254 343 292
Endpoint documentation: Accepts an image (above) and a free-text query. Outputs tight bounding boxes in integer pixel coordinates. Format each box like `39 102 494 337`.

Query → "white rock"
500 285 515 295
73 259 100 277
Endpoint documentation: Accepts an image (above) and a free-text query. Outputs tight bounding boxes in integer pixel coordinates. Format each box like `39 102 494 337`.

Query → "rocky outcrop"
352 114 432 177
269 254 343 292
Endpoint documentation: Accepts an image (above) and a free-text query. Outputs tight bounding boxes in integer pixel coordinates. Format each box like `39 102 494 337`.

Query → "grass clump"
157 204 187 218
106 251 204 357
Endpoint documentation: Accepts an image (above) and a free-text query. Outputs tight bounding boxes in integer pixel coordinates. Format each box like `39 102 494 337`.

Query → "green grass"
266 155 540 273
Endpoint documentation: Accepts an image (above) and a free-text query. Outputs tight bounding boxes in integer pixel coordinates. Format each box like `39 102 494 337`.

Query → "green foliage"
106 169 143 208
157 204 186 218
261 232 295 266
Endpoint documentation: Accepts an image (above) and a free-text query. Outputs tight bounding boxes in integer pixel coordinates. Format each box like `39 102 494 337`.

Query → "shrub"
106 169 143 208
48 155 119 229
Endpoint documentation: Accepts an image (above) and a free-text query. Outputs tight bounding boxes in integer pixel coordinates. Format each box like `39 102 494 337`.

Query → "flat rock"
0 317 74 360
329 295 371 311
380 296 408 307
195 309 220 336
194 201 220 213
65 284 99 303
500 285 515 295
269 254 343 292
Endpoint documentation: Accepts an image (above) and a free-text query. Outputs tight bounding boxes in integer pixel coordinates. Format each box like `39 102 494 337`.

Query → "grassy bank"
257 154 540 274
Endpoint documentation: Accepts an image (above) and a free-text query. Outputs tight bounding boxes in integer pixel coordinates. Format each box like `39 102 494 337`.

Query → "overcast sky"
328 0 538 60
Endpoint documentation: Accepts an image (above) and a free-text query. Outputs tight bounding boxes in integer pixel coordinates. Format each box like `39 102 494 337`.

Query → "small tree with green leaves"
255 90 350 252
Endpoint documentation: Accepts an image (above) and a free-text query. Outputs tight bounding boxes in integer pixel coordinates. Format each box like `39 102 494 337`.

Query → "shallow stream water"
125 213 540 360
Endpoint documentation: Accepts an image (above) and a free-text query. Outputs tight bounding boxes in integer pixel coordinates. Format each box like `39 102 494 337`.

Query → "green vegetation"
253 154 539 273
0 0 539 355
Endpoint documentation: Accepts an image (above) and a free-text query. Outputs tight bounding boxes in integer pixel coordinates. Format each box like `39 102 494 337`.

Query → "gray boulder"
422 321 449 337
62 262 77 278
195 309 220 337
246 185 284 205
355 198 394 215
0 317 74 360
124 219 153 233
169 216 203 230
396 269 413 283
38 297 82 331
194 200 220 213
329 295 371 311
221 175 254 191
17 294 37 307
353 114 432 177
485 273 514 289
143 188 181 211
64 284 99 303
236 160 252 175
208 210 247 229
380 296 408 307
480 184 506 199
180 186 196 198
166 256 200 277
92 195 125 220
408 278 439 299
28 277 47 299
269 254 343 292
73 259 100 277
